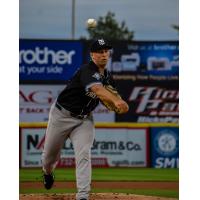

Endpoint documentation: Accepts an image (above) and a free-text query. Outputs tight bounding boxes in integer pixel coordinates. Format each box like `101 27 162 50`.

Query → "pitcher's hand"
114 99 129 114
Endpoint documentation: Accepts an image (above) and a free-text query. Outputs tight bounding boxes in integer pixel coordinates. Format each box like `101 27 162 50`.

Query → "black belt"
55 102 89 120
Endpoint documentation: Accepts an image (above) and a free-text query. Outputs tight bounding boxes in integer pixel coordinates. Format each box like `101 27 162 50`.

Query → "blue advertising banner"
111 41 179 76
151 127 179 168
19 39 83 81
84 41 179 76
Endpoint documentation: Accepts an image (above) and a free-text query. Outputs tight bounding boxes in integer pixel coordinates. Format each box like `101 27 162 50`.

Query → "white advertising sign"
91 128 147 167
19 85 65 122
21 128 45 167
20 127 148 167
20 85 115 122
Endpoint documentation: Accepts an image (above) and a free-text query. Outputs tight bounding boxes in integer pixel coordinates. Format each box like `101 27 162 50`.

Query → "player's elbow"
90 84 104 95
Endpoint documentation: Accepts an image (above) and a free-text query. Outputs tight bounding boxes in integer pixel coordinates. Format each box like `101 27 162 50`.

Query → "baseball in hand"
86 18 97 28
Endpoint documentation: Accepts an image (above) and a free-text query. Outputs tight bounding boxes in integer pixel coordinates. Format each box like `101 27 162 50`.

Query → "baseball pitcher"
41 38 129 200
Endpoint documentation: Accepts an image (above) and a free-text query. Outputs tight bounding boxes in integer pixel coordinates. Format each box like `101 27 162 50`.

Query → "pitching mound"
19 193 177 200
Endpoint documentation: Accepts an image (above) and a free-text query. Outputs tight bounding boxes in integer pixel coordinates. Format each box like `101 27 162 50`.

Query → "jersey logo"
92 72 101 80
86 91 97 99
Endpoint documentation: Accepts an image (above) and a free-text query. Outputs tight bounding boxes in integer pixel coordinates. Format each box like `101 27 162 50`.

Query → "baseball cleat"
42 172 55 190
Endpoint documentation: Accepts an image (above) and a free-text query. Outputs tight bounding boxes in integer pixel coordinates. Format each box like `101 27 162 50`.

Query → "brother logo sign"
19 47 75 65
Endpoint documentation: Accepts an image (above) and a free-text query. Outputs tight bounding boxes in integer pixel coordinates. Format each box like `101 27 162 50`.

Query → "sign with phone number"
20 127 149 167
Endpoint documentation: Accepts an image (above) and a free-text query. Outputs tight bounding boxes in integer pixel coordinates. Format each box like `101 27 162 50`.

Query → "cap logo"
98 39 105 45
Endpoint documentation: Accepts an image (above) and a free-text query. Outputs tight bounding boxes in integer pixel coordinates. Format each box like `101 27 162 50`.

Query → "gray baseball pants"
41 102 95 200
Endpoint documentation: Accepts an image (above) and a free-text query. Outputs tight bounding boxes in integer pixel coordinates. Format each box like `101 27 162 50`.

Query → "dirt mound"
19 193 177 200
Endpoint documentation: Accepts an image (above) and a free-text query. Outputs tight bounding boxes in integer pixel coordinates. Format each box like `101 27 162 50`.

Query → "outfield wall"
19 40 179 168
20 39 179 124
19 123 178 169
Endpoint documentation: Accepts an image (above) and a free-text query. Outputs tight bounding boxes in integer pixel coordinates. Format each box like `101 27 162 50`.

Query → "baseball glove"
100 85 122 113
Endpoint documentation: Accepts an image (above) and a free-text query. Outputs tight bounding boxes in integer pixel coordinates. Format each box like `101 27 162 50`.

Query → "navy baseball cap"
90 38 112 52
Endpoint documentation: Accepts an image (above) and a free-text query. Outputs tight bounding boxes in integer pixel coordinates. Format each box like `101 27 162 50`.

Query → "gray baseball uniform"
41 58 115 200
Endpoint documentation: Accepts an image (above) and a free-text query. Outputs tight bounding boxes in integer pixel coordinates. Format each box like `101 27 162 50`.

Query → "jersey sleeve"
80 66 103 91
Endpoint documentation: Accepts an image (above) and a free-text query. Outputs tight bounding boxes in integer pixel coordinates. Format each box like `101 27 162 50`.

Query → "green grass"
20 168 179 182
19 168 179 199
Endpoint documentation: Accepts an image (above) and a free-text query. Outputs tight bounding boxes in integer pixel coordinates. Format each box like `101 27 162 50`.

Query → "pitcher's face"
91 49 110 66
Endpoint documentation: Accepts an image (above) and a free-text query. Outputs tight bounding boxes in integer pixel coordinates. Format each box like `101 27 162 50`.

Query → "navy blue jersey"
57 61 116 115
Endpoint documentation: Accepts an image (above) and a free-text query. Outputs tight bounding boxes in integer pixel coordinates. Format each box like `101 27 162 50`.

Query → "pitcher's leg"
41 122 67 174
70 119 95 200
41 104 71 174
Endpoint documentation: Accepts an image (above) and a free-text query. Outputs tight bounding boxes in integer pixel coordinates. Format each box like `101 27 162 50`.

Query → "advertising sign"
151 127 179 168
19 39 83 81
20 127 148 168
115 79 179 123
90 128 148 167
20 128 45 167
112 41 179 76
84 41 179 76
19 85 116 123
19 85 65 122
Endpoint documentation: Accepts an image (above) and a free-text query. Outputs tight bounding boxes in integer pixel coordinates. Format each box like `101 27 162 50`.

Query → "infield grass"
19 168 179 198
20 168 178 182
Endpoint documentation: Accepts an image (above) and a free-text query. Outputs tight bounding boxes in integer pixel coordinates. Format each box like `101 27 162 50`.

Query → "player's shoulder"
80 63 90 70
80 61 97 73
